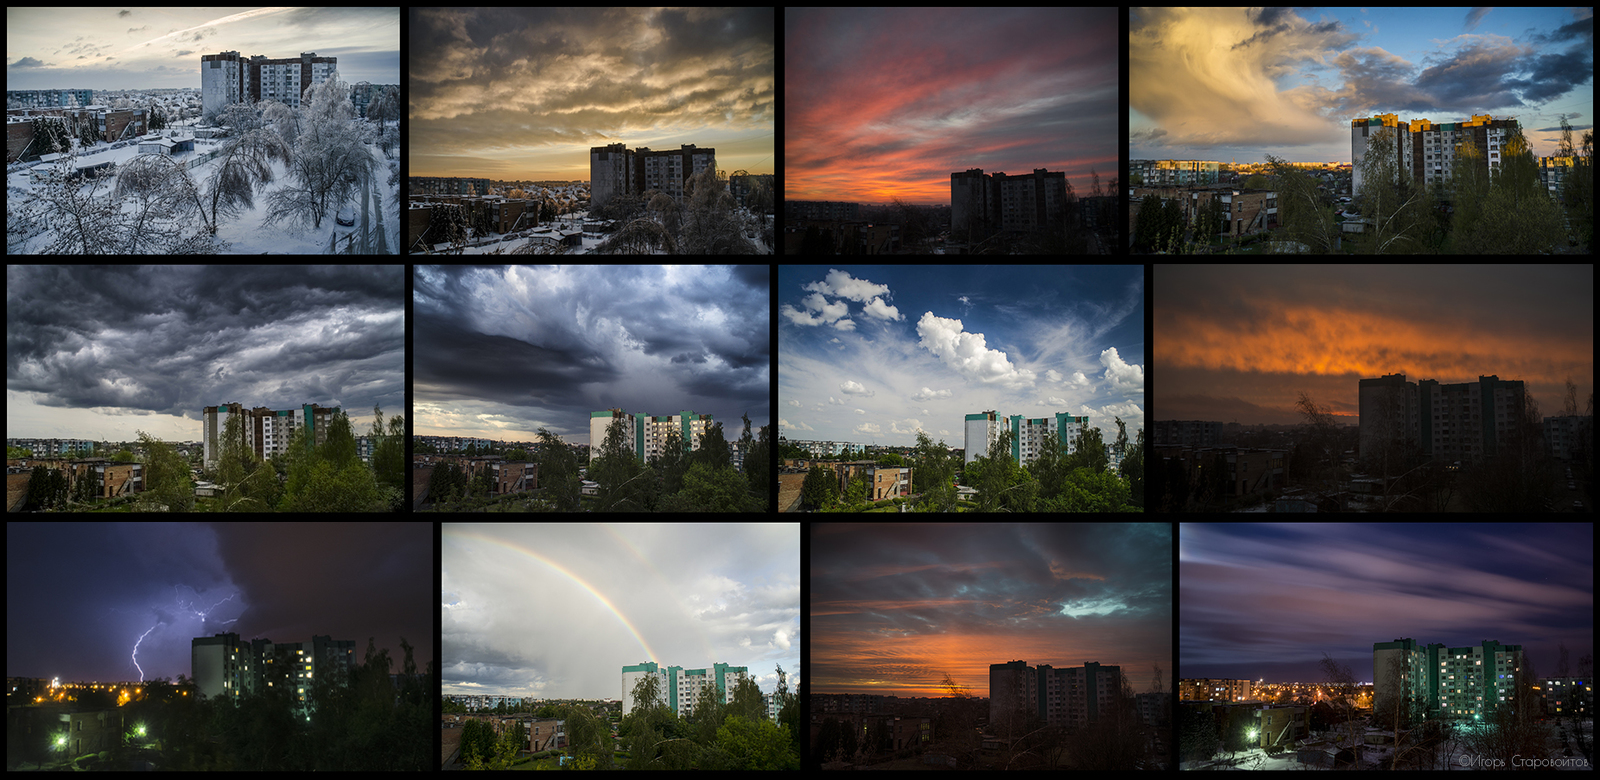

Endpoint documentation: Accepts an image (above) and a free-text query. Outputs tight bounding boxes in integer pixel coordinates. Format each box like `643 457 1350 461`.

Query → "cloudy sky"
6 265 405 442
1153 264 1594 425
1130 7 1594 162
5 7 400 90
409 7 775 181
442 523 799 701
412 265 769 446
6 522 432 684
779 265 1144 449
1181 523 1594 683
812 523 1172 697
786 7 1117 205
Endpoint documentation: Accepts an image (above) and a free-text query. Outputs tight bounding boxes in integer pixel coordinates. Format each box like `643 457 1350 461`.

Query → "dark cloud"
6 265 405 424
411 265 770 444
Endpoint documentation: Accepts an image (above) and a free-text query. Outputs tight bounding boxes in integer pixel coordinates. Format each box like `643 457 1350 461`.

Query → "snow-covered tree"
263 70 376 231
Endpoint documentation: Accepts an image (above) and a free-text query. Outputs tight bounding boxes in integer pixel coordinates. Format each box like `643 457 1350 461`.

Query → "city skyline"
1180 523 1594 684
411 265 769 446
1130 7 1594 163
5 522 432 683
441 523 798 700
408 7 774 181
6 265 405 443
785 7 1116 205
811 523 1171 698
1153 264 1594 426
779 265 1144 448
5 7 400 90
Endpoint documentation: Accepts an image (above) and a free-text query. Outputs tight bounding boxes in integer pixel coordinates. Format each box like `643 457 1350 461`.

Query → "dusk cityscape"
1179 523 1594 769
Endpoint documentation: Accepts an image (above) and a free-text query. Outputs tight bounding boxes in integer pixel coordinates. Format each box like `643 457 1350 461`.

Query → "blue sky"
778 265 1144 450
1131 7 1594 162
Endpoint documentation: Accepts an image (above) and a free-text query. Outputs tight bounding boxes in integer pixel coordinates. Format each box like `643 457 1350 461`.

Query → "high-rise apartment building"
1373 638 1523 721
964 410 1088 466
191 632 355 715
589 408 715 464
1358 373 1525 465
621 661 749 718
589 143 716 208
990 659 1122 731
1351 113 1518 197
202 50 338 119
950 167 1068 236
203 402 340 469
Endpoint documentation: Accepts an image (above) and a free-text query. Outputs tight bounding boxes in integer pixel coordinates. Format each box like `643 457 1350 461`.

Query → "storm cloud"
6 265 405 439
411 264 770 445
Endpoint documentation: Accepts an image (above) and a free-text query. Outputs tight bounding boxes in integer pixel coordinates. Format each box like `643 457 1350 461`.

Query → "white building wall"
622 667 666 716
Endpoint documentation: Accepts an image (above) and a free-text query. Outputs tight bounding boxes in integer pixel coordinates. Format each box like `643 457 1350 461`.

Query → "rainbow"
443 527 660 663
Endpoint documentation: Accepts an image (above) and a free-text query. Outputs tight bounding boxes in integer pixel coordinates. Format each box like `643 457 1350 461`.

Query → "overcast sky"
1181 523 1594 684
779 265 1144 448
442 523 799 701
1131 7 1593 162
409 7 774 180
5 7 400 90
6 522 432 683
1154 264 1594 425
6 265 405 442
412 265 770 446
811 523 1172 697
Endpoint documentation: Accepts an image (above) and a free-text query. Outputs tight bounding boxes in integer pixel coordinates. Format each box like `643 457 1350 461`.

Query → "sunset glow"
785 7 1117 205
812 524 1171 699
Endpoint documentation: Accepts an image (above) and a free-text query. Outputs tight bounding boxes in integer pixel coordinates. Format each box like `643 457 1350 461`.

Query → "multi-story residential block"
202 50 337 119
1178 678 1251 702
589 143 716 208
1543 414 1590 461
1352 113 1520 196
1538 677 1592 719
203 402 340 469
992 659 1123 731
963 410 1087 466
1373 637 1524 721
621 661 749 719
589 408 715 465
1358 373 1525 465
950 167 1069 236
191 631 354 716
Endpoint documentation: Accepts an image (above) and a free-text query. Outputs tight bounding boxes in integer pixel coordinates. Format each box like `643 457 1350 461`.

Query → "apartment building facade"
963 410 1087 466
589 408 715 465
1352 113 1518 196
589 143 716 208
621 661 749 719
203 402 340 469
1373 637 1523 721
991 660 1123 731
202 50 338 119
950 167 1069 237
1358 373 1525 465
191 631 355 715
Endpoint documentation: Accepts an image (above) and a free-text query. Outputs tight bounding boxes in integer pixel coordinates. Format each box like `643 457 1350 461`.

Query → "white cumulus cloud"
1100 347 1145 393
917 311 1036 388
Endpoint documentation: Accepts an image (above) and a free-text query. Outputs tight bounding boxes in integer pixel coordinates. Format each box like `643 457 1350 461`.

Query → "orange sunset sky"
811 524 1172 698
784 8 1117 205
1154 264 1595 425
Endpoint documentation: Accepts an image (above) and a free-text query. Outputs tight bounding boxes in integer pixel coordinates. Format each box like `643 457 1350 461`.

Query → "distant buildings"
1373 638 1523 720
1351 113 1518 196
589 408 715 465
589 142 716 208
621 661 749 719
1357 373 1525 465
989 659 1122 730
201 50 337 119
950 167 1068 236
203 402 339 469
191 631 355 714
964 410 1088 466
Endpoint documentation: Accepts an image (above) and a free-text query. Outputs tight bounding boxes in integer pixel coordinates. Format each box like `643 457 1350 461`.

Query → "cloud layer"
409 8 774 179
786 7 1117 204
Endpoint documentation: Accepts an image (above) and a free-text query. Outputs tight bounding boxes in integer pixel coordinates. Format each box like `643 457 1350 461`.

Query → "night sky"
412 265 770 445
785 7 1117 205
6 265 406 442
811 523 1172 698
1181 523 1595 684
1154 264 1595 426
6 522 433 684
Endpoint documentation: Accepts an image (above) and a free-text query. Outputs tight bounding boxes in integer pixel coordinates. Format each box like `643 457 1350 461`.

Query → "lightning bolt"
132 624 159 682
